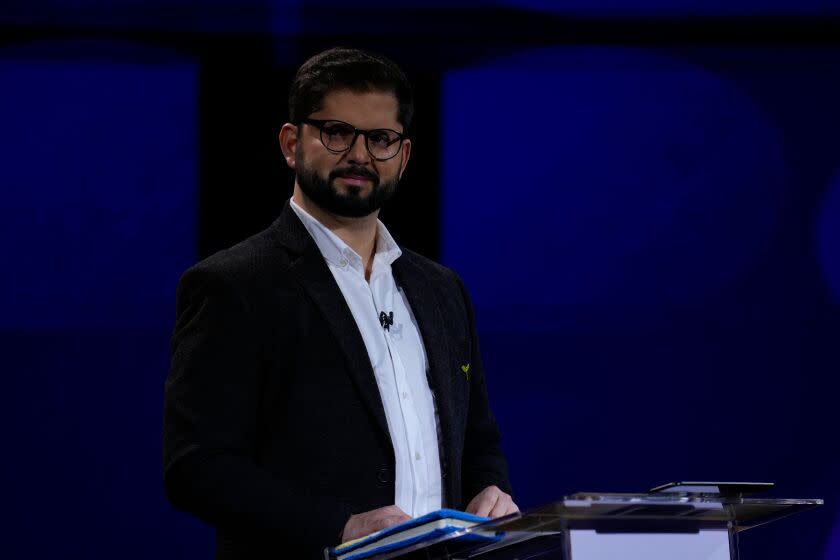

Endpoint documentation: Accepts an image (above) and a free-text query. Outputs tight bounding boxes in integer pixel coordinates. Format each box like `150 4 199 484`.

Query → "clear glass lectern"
365 492 822 559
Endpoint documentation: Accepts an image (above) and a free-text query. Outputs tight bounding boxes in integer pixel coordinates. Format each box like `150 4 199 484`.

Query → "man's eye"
369 131 392 145
324 125 353 137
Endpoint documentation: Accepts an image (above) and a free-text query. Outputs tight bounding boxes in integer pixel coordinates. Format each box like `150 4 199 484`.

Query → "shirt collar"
289 199 402 270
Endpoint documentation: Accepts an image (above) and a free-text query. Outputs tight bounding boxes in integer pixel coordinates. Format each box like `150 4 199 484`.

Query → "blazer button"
377 467 391 484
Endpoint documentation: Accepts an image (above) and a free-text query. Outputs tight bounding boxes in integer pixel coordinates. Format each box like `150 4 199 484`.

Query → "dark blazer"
163 202 511 559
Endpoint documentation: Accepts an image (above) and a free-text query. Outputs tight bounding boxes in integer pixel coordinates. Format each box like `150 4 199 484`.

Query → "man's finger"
488 495 511 518
466 487 499 516
374 507 410 530
374 516 406 532
465 496 479 515
384 505 410 517
464 495 480 515
475 492 500 517
342 506 413 542
390 513 411 525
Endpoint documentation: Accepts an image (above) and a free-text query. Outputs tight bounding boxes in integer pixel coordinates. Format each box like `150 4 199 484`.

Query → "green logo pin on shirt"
461 363 470 380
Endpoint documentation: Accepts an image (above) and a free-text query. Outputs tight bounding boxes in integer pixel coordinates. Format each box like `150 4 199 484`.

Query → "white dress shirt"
290 200 443 517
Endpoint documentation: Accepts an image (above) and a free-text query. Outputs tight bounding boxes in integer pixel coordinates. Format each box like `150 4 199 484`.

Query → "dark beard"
296 158 399 218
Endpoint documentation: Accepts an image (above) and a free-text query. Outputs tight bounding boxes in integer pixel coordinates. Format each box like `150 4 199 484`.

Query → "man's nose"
346 132 371 164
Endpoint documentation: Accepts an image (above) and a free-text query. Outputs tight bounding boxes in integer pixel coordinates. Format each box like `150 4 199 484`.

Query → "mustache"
330 166 379 185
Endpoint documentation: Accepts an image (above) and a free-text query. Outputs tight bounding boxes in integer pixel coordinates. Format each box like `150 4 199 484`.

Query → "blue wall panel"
0 58 197 330
0 49 207 557
443 47 785 328
442 46 840 559
819 171 840 306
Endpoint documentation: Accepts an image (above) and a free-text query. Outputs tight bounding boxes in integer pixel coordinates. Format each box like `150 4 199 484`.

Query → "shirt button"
338 259 348 267
415 451 421 461
402 391 408 399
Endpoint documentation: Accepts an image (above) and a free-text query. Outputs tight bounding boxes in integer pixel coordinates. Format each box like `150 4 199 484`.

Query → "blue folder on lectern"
328 508 500 560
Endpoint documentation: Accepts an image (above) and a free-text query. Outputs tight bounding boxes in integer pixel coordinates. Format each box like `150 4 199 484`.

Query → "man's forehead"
313 89 401 129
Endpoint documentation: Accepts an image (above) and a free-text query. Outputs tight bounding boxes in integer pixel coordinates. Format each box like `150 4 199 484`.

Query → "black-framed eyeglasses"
300 118 407 161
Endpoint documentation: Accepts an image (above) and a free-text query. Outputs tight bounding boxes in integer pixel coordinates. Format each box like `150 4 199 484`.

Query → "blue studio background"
2 1 839 559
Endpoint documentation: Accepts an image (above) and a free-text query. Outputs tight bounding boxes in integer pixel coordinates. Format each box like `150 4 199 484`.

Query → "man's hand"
341 505 411 543
465 485 519 518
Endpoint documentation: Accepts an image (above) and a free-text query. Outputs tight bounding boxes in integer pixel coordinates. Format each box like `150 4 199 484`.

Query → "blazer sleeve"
452 272 514 505
163 265 353 551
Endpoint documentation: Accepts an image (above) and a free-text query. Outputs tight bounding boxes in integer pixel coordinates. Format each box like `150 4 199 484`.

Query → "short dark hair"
288 47 414 130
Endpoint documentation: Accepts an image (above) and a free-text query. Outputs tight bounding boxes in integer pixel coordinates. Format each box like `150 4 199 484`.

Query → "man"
163 47 516 560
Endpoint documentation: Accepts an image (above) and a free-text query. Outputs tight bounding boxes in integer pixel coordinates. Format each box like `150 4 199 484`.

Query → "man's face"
293 90 410 218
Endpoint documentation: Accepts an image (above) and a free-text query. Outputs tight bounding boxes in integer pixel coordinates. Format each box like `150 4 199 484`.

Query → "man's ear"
398 138 411 179
279 123 298 169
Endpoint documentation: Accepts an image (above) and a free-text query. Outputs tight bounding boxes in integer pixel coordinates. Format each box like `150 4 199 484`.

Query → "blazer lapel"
392 256 456 495
272 204 392 448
